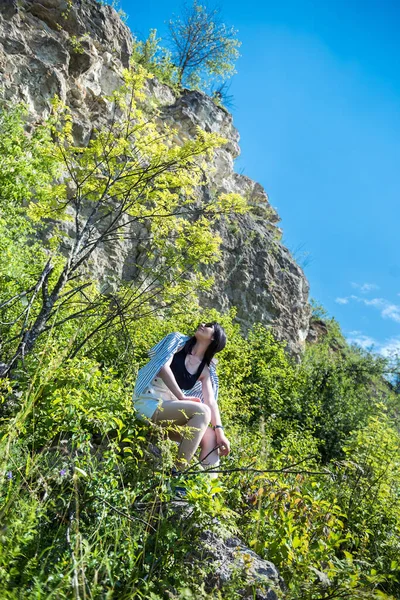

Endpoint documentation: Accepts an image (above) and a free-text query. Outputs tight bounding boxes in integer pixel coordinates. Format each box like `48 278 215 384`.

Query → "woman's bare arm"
201 369 231 455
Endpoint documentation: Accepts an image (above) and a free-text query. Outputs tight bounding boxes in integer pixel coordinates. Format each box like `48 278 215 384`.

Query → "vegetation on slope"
1 304 400 598
1 42 400 600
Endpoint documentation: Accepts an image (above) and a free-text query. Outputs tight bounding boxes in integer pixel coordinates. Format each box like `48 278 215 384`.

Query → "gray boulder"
198 530 285 599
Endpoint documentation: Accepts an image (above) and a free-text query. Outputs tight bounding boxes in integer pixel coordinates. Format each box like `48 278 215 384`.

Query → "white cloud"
363 298 385 307
345 333 400 358
364 298 400 323
381 305 400 324
345 296 400 324
335 297 349 304
379 337 400 358
346 334 377 350
351 282 379 293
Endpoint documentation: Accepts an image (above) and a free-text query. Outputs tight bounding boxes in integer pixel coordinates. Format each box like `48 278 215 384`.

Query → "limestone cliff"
0 0 312 357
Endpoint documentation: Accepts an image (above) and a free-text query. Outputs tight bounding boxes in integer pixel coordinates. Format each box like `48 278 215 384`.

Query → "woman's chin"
195 332 207 342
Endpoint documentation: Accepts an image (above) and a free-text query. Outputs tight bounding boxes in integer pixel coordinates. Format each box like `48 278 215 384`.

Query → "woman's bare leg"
199 427 220 479
152 400 211 470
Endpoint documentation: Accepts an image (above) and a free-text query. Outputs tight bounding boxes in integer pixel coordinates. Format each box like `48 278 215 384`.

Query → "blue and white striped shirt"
133 332 219 402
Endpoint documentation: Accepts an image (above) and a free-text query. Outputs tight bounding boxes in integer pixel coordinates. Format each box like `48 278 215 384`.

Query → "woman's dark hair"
184 322 227 366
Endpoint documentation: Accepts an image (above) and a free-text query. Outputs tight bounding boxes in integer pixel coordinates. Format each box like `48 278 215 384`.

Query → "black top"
170 345 206 391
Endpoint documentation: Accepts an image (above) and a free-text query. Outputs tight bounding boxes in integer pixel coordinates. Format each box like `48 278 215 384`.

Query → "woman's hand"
215 429 231 456
178 395 201 403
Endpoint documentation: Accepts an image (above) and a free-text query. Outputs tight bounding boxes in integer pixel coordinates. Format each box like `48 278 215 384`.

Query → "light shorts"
133 376 178 422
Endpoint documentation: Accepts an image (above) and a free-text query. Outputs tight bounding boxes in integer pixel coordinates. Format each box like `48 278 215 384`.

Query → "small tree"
167 0 241 90
131 29 180 90
211 81 235 109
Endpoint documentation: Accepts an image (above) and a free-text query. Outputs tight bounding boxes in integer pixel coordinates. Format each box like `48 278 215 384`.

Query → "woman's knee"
188 403 211 427
197 403 211 423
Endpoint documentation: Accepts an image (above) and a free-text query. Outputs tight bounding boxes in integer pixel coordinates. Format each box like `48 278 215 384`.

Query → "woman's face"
195 322 215 343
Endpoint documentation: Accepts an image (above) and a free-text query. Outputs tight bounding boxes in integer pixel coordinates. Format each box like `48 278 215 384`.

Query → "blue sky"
120 0 400 359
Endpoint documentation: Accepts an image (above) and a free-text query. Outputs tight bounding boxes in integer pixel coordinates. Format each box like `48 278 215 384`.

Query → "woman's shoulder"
148 331 188 357
165 331 187 340
157 331 188 344
200 360 217 378
159 331 191 352
199 362 210 380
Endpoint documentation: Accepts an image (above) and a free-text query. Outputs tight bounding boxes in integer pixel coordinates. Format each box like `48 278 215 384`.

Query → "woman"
133 322 231 473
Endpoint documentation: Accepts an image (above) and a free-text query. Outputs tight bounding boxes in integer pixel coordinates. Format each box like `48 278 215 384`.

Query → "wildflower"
60 469 67 476
6 471 12 480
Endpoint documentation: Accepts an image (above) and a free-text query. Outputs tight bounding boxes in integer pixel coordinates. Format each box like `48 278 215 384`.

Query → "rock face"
199 530 285 599
0 0 312 357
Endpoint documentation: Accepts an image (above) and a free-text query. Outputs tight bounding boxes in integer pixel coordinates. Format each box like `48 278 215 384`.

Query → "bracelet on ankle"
213 425 224 430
